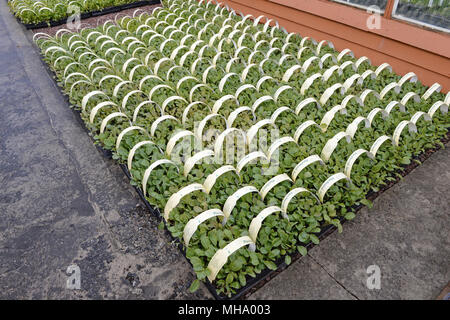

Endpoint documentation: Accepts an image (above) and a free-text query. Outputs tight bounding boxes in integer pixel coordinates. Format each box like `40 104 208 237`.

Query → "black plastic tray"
32 32 449 300
12 0 161 30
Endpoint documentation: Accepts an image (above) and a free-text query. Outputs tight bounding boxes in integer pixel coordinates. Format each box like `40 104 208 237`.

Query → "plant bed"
32 0 449 299
8 0 161 29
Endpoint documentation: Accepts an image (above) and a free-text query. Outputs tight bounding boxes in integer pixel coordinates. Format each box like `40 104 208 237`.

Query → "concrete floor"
0 1 448 300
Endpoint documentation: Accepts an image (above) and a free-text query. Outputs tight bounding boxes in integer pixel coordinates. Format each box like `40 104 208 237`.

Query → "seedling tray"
29 43 450 299
13 0 161 30
29 2 449 299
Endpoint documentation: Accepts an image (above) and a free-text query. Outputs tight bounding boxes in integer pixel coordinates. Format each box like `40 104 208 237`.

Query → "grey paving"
0 0 449 300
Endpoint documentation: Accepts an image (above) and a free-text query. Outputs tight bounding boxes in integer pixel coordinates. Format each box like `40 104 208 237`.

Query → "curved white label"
295 98 321 115
281 187 318 214
184 209 224 246
291 155 324 182
369 135 392 157
213 95 237 114
164 183 206 221
184 150 215 177
207 236 254 281
203 165 238 194
223 186 260 218
267 137 296 160
345 116 370 138
392 120 417 146
166 130 194 156
260 174 292 200
428 101 448 118
344 149 373 178
236 151 268 174
422 83 442 100
318 172 350 202
320 105 347 131
321 132 351 162
142 159 178 196
248 206 283 243
320 83 344 105
293 120 321 142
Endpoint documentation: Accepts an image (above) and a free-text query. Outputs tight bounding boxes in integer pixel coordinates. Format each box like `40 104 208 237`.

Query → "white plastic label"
318 172 350 202
281 187 318 214
236 151 268 174
150 115 178 137
100 112 128 134
247 119 274 145
320 105 347 131
223 186 260 218
203 165 237 194
293 120 321 142
227 106 253 128
267 137 296 160
422 83 442 100
184 150 215 177
260 174 292 200
322 65 342 82
166 130 195 156
127 140 157 172
183 209 224 246
291 155 324 182
380 82 400 99
115 126 146 151
397 72 417 87
321 132 351 162
428 101 448 118
164 183 206 221
207 236 254 281
320 83 344 105
300 73 322 95
251 96 275 113
369 135 392 157
392 120 417 146
213 95 237 113
345 116 370 138
367 107 388 125
142 159 178 196
248 206 283 242
295 98 321 115
410 111 432 125
400 92 420 106
344 149 373 178
375 63 392 76
360 89 380 104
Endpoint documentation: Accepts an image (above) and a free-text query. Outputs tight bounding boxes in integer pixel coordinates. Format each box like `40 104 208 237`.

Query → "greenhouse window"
392 0 450 33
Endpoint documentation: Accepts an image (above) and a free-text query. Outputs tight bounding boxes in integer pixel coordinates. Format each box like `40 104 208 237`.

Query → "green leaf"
401 157 411 165
189 279 200 293
200 234 211 249
225 273 234 284
309 234 320 245
297 246 307 256
264 260 277 270
360 198 373 209
238 273 246 286
249 251 259 266
285 255 292 265
345 212 356 220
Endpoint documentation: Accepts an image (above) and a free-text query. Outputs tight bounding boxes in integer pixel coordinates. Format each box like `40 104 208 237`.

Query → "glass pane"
330 0 388 12
392 0 450 33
